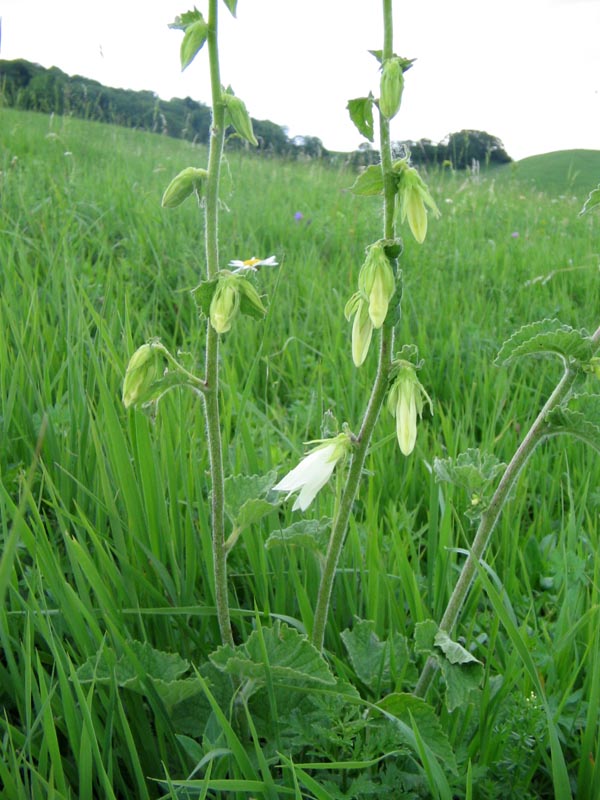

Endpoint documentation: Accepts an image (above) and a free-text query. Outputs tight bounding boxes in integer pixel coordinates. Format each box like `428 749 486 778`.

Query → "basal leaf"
376 693 458 775
495 318 594 366
414 620 437 654
77 640 190 687
341 618 415 693
264 517 332 552
209 621 336 686
347 95 375 142
434 629 481 666
348 165 384 196
439 659 483 712
434 448 505 518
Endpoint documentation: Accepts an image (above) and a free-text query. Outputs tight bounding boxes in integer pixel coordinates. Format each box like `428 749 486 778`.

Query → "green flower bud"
161 167 208 208
358 241 396 328
387 363 432 455
210 277 240 334
394 160 440 244
379 58 404 120
122 342 168 408
345 292 373 367
222 91 258 146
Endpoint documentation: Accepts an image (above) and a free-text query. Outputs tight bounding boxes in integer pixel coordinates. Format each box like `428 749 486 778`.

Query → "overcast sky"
1 0 599 160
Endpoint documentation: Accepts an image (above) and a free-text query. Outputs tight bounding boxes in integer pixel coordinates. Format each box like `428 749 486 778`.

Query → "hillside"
508 149 600 197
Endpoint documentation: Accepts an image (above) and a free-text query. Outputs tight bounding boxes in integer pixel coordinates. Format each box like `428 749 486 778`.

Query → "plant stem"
204 0 233 648
311 0 397 653
414 325 600 697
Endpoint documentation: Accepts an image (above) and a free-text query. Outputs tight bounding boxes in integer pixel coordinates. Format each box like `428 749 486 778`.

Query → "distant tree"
443 129 511 168
348 142 380 168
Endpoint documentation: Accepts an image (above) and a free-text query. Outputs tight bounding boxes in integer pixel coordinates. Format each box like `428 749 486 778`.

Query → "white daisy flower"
229 255 278 273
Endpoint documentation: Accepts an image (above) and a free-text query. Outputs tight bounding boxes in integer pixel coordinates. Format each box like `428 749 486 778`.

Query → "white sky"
1 0 599 160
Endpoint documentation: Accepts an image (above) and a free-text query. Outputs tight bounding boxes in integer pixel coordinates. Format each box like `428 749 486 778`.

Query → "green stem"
311 0 397 652
414 326 600 697
204 0 233 648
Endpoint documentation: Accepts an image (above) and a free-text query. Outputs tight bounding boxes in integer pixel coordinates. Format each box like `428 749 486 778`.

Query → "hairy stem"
414 324 600 697
311 0 397 652
204 0 233 648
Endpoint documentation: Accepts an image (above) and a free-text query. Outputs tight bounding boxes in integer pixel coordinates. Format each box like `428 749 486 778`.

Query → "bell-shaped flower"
344 291 373 367
273 432 352 511
387 363 433 455
394 160 440 244
358 241 396 328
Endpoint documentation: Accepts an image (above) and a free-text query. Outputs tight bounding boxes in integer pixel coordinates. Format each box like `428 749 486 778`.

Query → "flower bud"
122 343 167 408
358 241 395 328
394 161 440 244
387 363 432 455
161 167 208 208
209 277 240 334
345 292 374 367
379 58 404 120
222 92 258 146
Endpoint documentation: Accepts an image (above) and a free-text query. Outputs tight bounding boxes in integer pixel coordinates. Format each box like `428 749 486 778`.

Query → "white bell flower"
273 432 351 511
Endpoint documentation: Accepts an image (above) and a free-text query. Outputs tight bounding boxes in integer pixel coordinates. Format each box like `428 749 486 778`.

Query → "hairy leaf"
376 693 458 775
223 470 278 533
580 183 600 216
209 621 336 686
341 618 416 692
347 96 375 142
496 318 594 366
265 517 331 552
547 393 600 454
349 165 384 196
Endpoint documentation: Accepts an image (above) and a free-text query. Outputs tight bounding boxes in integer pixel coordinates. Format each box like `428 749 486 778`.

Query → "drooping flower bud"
358 241 396 328
222 91 258 146
345 292 373 367
122 342 168 408
379 58 404 120
394 160 440 244
161 167 208 208
387 363 433 455
209 276 240 334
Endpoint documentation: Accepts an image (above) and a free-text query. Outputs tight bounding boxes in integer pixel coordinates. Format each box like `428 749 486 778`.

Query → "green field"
1 107 600 798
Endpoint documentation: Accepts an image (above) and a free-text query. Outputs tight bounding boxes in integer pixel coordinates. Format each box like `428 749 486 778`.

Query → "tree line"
0 59 511 167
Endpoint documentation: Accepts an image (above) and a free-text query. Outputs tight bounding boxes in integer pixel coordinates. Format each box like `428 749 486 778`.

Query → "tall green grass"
1 107 599 797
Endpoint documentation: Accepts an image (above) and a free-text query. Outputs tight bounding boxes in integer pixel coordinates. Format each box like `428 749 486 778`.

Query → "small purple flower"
511 231 519 238
294 211 304 222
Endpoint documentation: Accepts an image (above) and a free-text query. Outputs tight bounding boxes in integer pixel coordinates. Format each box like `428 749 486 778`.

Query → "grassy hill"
1 108 600 798
506 148 600 198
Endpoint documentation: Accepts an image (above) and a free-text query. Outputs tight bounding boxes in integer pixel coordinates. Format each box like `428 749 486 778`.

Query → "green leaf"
191 278 218 317
547 393 600 454
209 621 337 686
223 471 278 531
439 659 483 712
348 165 384 196
77 640 190 687
341 619 415 692
414 619 438 653
264 517 331 552
376 693 458 775
180 17 208 71
237 279 267 320
434 448 506 518
495 318 595 366
434 629 481 665
347 96 375 142
169 9 203 31
580 183 600 216
222 0 238 16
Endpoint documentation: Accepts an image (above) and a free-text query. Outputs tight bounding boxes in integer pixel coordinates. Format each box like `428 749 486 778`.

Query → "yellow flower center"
243 257 261 267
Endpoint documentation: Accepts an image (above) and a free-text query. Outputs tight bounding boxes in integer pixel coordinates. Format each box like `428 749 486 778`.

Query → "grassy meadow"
1 106 600 798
